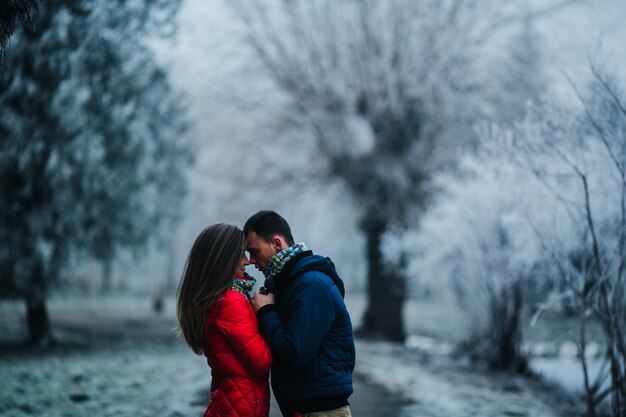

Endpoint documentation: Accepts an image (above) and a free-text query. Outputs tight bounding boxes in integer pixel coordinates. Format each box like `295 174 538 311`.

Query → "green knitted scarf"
265 242 308 280
231 272 256 301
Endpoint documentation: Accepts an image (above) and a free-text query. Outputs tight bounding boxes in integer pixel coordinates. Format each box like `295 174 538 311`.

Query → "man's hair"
244 210 295 246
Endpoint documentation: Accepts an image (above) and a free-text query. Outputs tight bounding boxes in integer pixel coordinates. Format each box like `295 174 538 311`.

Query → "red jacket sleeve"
215 291 272 377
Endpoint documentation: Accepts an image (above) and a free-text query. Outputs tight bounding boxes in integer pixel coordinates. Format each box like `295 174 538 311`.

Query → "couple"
177 210 356 417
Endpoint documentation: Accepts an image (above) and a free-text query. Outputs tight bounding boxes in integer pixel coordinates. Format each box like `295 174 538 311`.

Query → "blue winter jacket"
256 251 355 417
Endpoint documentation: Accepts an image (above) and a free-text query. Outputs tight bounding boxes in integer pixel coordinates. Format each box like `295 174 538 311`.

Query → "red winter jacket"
203 289 272 417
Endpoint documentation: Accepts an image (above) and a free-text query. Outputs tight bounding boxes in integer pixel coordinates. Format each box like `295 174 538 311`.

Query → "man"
245 210 355 417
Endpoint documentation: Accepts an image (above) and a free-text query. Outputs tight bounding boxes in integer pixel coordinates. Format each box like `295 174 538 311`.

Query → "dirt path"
2 300 581 417
49 309 408 417
264 375 406 417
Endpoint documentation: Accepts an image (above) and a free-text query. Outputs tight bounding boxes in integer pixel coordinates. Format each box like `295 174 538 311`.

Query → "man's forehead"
245 232 261 247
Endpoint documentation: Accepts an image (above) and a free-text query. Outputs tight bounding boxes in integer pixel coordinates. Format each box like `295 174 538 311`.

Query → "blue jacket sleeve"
257 275 335 369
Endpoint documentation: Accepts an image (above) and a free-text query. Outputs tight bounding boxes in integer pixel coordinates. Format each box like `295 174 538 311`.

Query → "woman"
177 224 272 417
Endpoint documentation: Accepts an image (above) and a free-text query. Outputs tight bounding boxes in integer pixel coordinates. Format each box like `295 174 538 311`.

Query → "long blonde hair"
176 223 245 354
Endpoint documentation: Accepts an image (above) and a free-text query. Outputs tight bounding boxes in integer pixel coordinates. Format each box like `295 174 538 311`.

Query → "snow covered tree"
504 64 626 417
396 60 626 386
0 0 190 346
229 0 550 340
385 148 551 370
426 63 626 407
495 14 544 125
0 0 40 61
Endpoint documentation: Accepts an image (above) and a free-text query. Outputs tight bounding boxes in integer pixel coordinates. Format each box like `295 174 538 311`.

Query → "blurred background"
1 1 626 416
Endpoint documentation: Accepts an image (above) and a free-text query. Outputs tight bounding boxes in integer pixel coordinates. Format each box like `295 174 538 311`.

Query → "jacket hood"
286 254 346 298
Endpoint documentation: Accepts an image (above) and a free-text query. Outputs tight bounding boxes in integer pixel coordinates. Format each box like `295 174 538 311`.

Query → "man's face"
245 231 279 275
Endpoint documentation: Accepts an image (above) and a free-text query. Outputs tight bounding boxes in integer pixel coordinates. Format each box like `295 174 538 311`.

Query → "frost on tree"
0 0 40 62
229 0 548 340
397 58 626 413
0 0 190 347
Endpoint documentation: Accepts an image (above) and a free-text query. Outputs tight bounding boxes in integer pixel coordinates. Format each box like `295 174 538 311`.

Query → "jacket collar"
275 250 313 283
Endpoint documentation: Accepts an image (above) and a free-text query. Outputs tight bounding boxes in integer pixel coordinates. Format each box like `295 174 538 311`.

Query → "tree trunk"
26 293 51 347
25 258 52 347
484 280 527 372
606 315 626 417
356 216 405 342
101 258 113 294
498 281 526 372
164 241 178 295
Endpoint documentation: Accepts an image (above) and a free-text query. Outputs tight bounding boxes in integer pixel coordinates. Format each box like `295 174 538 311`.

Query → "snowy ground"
349 296 584 417
356 340 581 417
0 299 209 417
0 294 585 417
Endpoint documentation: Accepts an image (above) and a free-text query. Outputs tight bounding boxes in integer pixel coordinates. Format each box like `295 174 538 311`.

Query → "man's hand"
251 292 275 313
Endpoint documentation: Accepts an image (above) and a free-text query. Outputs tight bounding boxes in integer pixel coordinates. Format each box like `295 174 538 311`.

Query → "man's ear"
271 236 286 251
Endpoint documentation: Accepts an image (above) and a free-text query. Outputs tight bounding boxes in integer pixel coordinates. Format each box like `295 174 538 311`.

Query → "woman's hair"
176 223 245 354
